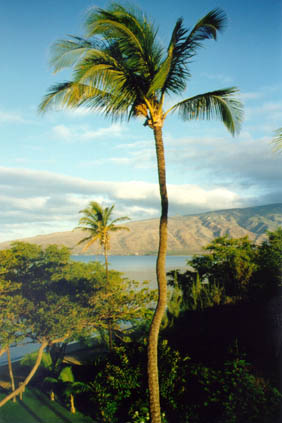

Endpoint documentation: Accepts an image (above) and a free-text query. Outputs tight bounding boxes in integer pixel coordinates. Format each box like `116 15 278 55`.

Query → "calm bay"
72 255 190 289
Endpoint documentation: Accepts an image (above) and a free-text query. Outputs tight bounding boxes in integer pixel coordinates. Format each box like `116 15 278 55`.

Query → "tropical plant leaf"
272 127 282 153
169 88 243 135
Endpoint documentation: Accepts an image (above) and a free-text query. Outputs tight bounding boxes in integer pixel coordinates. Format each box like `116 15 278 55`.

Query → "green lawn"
0 388 95 423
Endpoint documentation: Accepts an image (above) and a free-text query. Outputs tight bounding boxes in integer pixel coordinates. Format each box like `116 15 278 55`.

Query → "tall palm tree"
39 4 243 422
76 201 130 350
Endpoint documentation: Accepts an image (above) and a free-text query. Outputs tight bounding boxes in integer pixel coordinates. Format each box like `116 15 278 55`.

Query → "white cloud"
52 123 125 142
245 101 282 123
88 146 155 169
165 132 282 188
53 125 73 139
240 91 262 100
0 110 27 124
0 195 49 210
0 167 250 242
200 72 233 84
168 185 239 208
63 107 93 117
82 124 124 139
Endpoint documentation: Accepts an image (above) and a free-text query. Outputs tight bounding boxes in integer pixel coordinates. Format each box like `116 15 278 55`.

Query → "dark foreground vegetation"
0 228 282 422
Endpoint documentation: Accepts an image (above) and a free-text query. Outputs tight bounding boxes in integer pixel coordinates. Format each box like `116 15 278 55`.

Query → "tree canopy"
0 241 157 406
168 229 282 310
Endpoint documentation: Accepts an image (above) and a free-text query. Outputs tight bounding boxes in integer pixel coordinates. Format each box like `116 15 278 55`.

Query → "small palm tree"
40 4 243 422
76 201 130 350
76 201 130 278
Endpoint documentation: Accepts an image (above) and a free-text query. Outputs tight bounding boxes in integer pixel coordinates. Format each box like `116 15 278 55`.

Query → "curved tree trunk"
0 341 48 407
148 125 168 423
7 346 16 403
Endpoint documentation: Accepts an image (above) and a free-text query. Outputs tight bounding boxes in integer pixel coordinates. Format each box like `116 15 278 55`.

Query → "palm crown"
77 201 129 253
39 3 243 134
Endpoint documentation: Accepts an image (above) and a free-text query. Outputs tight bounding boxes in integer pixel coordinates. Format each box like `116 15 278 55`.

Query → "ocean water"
71 255 190 288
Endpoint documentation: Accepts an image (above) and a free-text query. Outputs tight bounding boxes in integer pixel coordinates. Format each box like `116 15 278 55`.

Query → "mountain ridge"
1 203 281 255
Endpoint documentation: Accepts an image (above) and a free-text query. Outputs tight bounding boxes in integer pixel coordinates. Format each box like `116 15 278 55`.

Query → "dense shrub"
168 229 282 309
75 341 281 423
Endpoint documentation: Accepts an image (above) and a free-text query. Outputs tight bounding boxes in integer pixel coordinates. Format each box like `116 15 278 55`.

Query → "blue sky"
1 0 282 241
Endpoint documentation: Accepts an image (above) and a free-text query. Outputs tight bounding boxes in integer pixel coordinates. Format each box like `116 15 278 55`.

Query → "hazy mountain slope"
1 203 281 255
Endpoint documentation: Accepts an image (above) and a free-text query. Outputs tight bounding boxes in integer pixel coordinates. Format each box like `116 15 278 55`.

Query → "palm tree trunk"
7 346 16 403
108 319 113 351
148 125 168 423
104 243 109 282
70 394 76 413
104 243 113 350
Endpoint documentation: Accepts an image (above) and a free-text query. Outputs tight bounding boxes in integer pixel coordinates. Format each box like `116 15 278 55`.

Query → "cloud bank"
0 166 250 242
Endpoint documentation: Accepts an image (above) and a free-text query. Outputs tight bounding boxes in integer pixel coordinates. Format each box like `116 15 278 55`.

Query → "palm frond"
49 36 102 73
158 18 190 96
188 8 226 45
81 238 100 252
110 216 131 224
40 4 243 132
161 9 226 96
38 81 111 114
108 225 130 233
86 3 162 79
271 128 282 153
169 87 243 135
76 202 130 253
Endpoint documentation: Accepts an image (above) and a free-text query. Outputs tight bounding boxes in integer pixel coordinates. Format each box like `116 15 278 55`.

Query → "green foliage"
130 408 167 423
20 351 52 369
169 229 282 307
162 281 183 328
0 241 105 406
58 366 75 383
40 3 243 134
189 235 258 297
190 275 226 310
167 271 226 313
0 242 102 345
75 340 281 423
90 274 157 347
186 359 282 423
0 277 26 351
253 227 282 296
89 344 147 422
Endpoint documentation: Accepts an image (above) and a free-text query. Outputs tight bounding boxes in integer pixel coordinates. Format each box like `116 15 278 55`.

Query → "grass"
0 388 95 423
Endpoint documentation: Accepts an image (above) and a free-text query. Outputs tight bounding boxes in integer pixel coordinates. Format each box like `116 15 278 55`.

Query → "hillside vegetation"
1 203 281 255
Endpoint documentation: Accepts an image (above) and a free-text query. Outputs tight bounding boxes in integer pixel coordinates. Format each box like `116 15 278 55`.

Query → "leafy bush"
183 359 281 423
76 341 281 423
168 229 282 307
85 345 145 422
